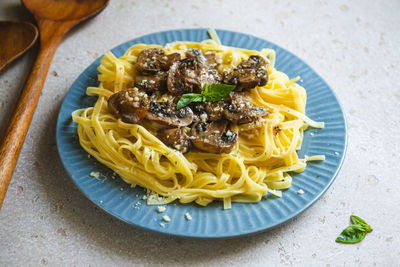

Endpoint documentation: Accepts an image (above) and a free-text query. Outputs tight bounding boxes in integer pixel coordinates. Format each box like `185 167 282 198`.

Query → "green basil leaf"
336 225 367 244
350 215 367 225
350 215 372 232
362 224 372 233
176 83 236 109
176 94 203 110
202 84 209 95
202 84 236 102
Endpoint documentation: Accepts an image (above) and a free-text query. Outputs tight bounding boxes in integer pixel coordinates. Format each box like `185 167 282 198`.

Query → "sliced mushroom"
238 55 266 69
187 102 206 123
188 101 225 123
205 101 225 121
167 50 221 95
190 120 237 154
145 101 194 127
185 50 220 69
136 48 181 74
185 49 207 64
223 92 269 124
204 53 219 68
223 55 268 91
157 127 192 153
134 71 168 93
185 49 221 87
153 92 179 103
108 88 149 124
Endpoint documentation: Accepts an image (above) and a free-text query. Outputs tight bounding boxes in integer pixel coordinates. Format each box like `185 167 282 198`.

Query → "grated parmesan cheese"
157 206 166 213
89 171 100 178
199 113 207 122
185 212 192 221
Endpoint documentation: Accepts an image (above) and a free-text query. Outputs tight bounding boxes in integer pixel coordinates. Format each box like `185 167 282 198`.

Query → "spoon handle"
0 20 72 208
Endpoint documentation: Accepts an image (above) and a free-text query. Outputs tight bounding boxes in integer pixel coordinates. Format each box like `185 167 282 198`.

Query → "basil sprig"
336 215 372 244
176 83 236 110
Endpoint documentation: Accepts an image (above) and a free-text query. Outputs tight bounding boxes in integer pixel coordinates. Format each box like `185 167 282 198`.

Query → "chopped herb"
273 126 282 135
176 83 235 110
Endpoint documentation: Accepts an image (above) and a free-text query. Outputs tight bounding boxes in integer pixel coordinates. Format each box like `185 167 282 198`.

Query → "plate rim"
56 28 348 239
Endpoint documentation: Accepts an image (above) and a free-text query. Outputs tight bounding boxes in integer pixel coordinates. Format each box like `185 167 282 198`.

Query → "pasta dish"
72 31 324 209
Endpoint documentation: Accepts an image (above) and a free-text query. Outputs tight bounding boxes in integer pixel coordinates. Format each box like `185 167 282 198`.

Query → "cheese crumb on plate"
185 212 192 221
157 206 166 213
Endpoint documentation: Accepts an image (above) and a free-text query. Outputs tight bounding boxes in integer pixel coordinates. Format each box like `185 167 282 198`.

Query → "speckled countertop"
1 0 399 266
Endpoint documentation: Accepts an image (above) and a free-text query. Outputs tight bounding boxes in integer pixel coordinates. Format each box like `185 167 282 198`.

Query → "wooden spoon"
0 0 109 208
0 21 38 74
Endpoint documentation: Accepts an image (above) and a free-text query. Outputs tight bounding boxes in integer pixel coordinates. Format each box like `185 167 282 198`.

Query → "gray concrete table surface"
1 0 399 266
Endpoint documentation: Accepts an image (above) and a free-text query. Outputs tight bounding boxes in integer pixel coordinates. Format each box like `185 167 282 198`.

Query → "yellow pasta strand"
72 41 324 209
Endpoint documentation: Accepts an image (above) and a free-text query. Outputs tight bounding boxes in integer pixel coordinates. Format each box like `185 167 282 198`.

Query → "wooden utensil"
0 0 109 208
0 21 38 74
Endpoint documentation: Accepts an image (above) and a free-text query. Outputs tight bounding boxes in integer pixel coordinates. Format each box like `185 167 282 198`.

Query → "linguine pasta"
72 38 324 209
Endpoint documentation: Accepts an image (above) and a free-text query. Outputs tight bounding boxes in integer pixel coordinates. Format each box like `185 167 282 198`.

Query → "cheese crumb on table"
297 189 304 195
162 215 171 222
157 206 166 213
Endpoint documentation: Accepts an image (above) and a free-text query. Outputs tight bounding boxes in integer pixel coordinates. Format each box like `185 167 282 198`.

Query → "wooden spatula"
0 0 109 208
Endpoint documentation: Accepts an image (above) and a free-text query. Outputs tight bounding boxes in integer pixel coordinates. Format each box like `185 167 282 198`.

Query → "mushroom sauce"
108 48 269 154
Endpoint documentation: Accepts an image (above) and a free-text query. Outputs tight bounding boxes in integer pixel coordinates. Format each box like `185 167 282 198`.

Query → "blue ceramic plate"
56 29 347 239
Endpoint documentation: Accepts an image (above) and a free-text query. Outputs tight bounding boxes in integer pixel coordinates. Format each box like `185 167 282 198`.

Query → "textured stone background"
1 0 399 266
